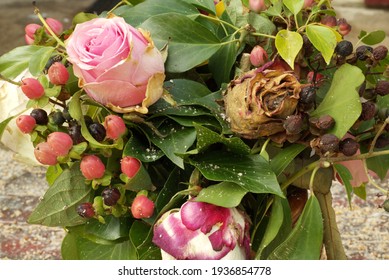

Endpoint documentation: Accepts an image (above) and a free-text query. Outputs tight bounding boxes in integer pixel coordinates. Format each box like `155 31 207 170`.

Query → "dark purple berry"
339 138 359 156
319 134 339 154
300 86 316 104
375 80 389 96
77 202 95 218
372 45 388 61
68 124 85 144
360 101 377 121
335 40 353 57
30 108 48 125
88 122 106 142
375 135 389 149
84 115 93 127
356 45 373 61
284 115 305 135
101 187 121 206
62 108 72 122
49 110 65 125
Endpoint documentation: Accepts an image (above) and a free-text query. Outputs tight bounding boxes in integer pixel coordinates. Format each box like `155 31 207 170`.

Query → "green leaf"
84 216 130 241
140 13 221 72
225 0 248 27
334 164 353 208
28 46 55 76
61 232 80 260
256 196 292 259
194 123 251 154
45 164 63 186
0 116 15 141
283 0 304 15
190 151 283 196
275 30 303 69
72 12 98 26
353 184 366 200
359 30 386 45
267 195 323 260
77 238 136 260
120 0 199 26
123 132 164 162
149 124 197 169
28 163 93 227
306 24 337 64
248 12 276 36
195 181 247 207
310 64 365 138
182 0 216 15
208 34 238 86
366 148 389 180
270 144 306 176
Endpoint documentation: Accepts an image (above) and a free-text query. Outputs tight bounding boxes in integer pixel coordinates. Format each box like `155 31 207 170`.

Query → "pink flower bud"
16 115 36 134
34 142 58 165
337 18 352 36
45 18 63 35
104 115 126 140
47 132 73 156
21 78 45 99
249 45 268 67
320 15 337 27
249 0 267 12
131 195 155 219
24 23 41 45
48 62 69 85
80 155 106 180
303 0 315 8
121 156 141 178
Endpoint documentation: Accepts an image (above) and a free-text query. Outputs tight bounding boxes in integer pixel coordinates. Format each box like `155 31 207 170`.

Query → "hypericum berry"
84 115 94 127
131 195 155 219
307 71 325 86
303 0 315 8
62 108 73 122
372 45 388 61
104 115 126 140
337 18 351 36
101 187 121 206
24 23 41 44
76 202 95 218
339 138 360 156
383 199 389 213
335 40 353 57
16 115 36 134
249 45 268 67
356 45 373 61
300 86 316 104
376 135 389 149
21 78 45 99
47 132 73 156
80 155 106 180
321 15 337 27
49 110 66 126
88 122 106 142
360 101 377 121
30 108 48 125
249 0 267 12
121 156 141 178
283 115 305 135
34 142 58 165
48 62 69 85
45 18 63 36
312 115 335 131
375 80 389 96
318 134 339 154
68 124 85 144
362 89 376 100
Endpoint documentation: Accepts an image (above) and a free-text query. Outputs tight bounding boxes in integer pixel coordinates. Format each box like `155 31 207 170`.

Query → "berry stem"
48 97 66 109
369 117 389 154
0 74 22 86
362 159 387 194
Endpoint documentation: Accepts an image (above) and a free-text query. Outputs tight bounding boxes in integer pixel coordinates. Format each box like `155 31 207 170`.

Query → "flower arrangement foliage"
0 0 388 260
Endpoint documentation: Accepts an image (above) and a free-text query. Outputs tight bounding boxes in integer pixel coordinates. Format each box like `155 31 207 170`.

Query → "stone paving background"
0 0 388 260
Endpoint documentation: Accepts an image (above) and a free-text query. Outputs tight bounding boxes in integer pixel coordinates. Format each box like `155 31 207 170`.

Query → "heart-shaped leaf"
306 24 337 64
275 30 303 69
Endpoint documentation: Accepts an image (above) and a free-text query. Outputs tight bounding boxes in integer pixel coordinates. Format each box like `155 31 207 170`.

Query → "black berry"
360 101 377 121
49 110 65 126
68 124 85 144
375 80 389 96
300 86 316 104
284 115 305 135
372 45 388 61
319 134 339 154
76 202 95 218
84 115 93 127
356 45 373 61
101 187 121 206
88 122 106 142
335 40 353 57
339 138 359 156
30 108 48 125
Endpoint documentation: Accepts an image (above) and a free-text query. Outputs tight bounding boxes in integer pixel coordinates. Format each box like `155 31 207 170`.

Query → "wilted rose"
66 17 165 114
153 201 251 260
224 68 301 141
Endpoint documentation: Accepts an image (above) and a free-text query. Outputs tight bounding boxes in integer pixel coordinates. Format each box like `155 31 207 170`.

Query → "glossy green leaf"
248 12 276 36
267 195 323 260
120 0 199 26
306 24 337 64
28 163 93 227
140 13 221 72
283 0 304 15
190 151 283 196
256 196 292 259
366 148 389 180
28 46 55 76
123 132 164 162
0 116 15 141
194 124 251 155
77 238 136 260
270 144 306 176
275 30 303 69
84 216 130 241
334 164 353 208
195 181 247 207
359 30 386 45
225 0 248 27
130 221 151 248
182 0 216 14
311 64 364 138
61 232 80 260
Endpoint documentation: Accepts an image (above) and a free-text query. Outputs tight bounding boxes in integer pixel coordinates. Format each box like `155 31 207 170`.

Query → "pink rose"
65 17 165 113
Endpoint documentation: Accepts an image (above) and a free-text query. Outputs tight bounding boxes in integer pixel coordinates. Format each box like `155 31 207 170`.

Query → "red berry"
45 18 63 35
249 0 267 12
307 71 325 86
104 115 126 140
76 202 95 218
131 195 155 219
337 18 351 36
121 156 141 178
249 45 268 67
48 62 69 85
34 142 58 165
320 15 337 27
16 115 36 134
80 155 105 180
24 23 41 45
47 132 73 156
21 78 45 99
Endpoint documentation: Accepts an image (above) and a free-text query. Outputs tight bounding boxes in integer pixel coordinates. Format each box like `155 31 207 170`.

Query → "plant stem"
281 160 320 191
0 74 22 86
369 118 389 154
198 13 239 32
250 32 276 39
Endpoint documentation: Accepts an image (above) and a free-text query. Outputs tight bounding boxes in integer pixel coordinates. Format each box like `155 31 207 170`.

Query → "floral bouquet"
0 0 388 260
